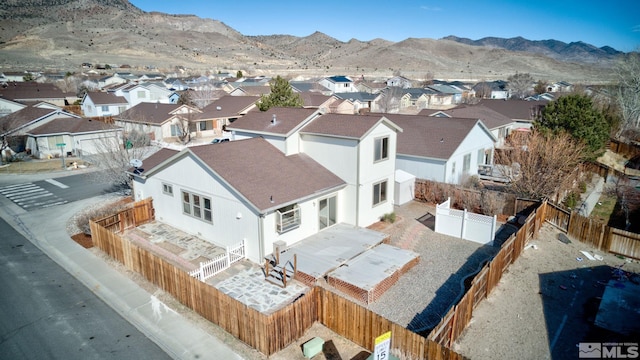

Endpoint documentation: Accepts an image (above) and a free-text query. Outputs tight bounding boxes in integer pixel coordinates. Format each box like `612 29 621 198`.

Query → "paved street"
0 171 117 211
0 216 171 360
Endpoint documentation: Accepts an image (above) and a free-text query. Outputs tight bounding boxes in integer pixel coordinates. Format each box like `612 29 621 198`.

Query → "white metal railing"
189 240 245 282
276 207 300 233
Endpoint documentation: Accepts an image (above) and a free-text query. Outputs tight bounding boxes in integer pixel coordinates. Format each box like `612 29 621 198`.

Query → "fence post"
461 209 467 239
226 246 231 266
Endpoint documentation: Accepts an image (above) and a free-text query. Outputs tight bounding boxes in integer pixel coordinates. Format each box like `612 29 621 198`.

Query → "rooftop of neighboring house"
290 81 330 93
230 86 271 96
0 105 72 135
300 113 401 139
299 92 332 107
401 88 439 99
477 99 548 121
116 103 182 124
325 76 352 83
334 92 378 102
427 84 463 94
198 95 259 119
425 104 514 130
27 117 120 135
0 82 71 101
380 114 486 160
83 92 128 106
227 107 319 136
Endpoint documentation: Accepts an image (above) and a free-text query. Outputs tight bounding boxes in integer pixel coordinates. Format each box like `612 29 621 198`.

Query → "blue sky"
129 0 640 52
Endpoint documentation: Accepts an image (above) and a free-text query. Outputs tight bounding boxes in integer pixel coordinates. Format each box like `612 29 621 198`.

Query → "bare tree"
374 86 403 113
473 82 493 99
610 175 640 230
615 52 640 139
494 130 587 199
190 83 223 109
507 72 535 99
88 128 156 190
420 71 435 87
171 106 200 144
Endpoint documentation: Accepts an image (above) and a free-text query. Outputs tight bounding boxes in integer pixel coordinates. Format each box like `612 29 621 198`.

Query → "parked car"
211 138 230 144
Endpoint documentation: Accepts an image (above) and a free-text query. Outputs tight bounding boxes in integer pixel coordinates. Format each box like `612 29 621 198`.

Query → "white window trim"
373 180 388 206
181 190 212 223
162 183 173 196
374 136 389 163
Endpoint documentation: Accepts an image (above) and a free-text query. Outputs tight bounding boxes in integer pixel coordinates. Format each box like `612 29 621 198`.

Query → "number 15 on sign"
374 331 391 360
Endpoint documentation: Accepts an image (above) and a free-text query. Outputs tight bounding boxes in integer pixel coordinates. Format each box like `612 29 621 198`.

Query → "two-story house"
81 92 129 117
319 76 358 94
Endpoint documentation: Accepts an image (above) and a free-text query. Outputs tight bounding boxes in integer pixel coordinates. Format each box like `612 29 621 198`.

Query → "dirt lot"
453 224 640 360
0 157 90 173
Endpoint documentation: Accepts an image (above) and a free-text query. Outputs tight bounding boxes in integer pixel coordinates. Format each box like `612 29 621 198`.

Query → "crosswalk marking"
0 182 68 210
45 178 69 189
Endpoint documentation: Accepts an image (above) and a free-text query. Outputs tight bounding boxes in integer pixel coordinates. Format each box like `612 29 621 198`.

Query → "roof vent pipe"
271 114 276 124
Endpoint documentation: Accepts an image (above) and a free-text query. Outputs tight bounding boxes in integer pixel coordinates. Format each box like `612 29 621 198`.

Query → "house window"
137 90 146 98
170 124 181 137
162 183 173 196
318 195 337 230
101 105 109 112
463 153 471 172
118 106 127 113
373 180 387 206
451 162 456 175
47 135 64 150
199 121 213 131
477 149 484 165
276 204 300 233
182 190 212 223
374 136 389 162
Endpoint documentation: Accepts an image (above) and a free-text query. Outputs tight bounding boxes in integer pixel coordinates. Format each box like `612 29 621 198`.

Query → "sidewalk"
0 194 243 360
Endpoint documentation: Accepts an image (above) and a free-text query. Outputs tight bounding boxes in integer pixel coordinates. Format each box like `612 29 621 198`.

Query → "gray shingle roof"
0 106 70 135
477 99 548 121
85 92 128 105
429 104 514 130
27 117 120 135
116 103 182 125
198 95 258 119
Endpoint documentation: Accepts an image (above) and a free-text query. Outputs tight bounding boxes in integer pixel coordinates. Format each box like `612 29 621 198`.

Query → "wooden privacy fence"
93 197 154 233
545 201 640 261
427 202 545 348
90 199 464 359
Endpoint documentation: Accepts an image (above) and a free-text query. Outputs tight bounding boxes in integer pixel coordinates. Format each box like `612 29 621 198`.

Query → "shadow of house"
407 243 498 336
539 265 640 360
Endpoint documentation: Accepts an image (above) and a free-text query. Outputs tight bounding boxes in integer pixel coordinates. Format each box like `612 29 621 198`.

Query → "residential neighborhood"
1 66 639 360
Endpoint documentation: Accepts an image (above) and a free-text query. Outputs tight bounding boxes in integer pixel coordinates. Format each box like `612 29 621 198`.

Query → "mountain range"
0 0 624 82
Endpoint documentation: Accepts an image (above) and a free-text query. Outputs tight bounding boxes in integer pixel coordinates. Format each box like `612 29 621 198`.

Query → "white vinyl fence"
435 197 497 245
189 240 245 281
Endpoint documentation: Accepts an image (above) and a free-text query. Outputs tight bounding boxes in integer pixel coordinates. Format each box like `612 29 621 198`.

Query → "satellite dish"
130 159 143 168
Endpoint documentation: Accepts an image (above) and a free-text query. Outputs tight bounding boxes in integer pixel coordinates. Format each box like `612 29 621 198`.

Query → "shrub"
563 191 580 209
74 202 130 235
381 212 396 223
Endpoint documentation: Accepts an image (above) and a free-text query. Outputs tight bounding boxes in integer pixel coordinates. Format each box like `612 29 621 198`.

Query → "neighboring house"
473 80 509 99
547 81 572 93
477 99 548 129
81 92 129 117
109 83 152 107
228 86 270 97
0 82 70 107
427 84 463 104
354 80 387 94
114 103 199 142
0 103 82 152
164 78 190 91
524 93 554 101
97 74 128 89
129 138 347 264
1 72 29 82
426 104 515 148
319 76 358 93
386 76 413 88
290 81 330 94
0 97 27 117
334 92 378 114
382 114 496 184
398 88 439 113
25 117 122 159
195 95 259 137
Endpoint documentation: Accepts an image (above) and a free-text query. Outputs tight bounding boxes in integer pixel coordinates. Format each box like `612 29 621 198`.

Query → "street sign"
373 331 391 360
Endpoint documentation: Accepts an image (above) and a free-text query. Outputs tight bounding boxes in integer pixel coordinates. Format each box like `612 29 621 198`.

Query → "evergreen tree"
535 94 610 160
257 76 303 111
